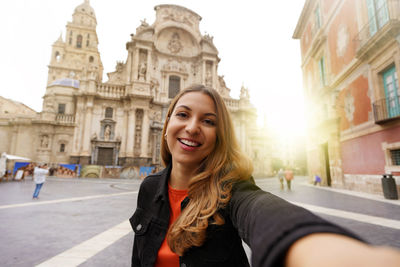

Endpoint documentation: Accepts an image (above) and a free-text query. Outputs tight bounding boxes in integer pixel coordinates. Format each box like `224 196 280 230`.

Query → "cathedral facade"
0 1 271 177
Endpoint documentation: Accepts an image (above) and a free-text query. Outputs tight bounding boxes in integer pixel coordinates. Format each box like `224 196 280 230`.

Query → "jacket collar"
153 163 172 203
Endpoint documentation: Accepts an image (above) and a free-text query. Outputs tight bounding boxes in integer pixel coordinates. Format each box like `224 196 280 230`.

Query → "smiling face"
165 91 217 170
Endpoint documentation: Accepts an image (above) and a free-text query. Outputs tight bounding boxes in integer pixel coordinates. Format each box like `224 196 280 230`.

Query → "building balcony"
373 96 400 123
224 98 239 111
354 1 400 59
97 84 126 98
56 114 75 124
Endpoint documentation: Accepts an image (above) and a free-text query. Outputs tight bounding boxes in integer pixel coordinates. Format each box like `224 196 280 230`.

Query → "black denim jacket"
130 165 360 267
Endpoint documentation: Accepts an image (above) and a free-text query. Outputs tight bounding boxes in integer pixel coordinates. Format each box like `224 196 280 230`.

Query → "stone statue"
205 70 212 87
138 62 147 80
104 125 111 141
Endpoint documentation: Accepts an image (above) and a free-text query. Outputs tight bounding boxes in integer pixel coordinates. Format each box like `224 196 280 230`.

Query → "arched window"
89 56 94 63
76 35 83 48
60 143 65 152
69 31 73 45
169 75 181 98
55 51 61 62
105 107 113 118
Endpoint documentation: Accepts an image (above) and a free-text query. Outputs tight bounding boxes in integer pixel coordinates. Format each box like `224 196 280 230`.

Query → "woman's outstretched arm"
286 233 400 267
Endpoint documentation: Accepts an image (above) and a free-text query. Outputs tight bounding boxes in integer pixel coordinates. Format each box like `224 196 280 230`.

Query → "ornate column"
202 60 206 84
133 48 139 82
71 98 84 156
141 109 150 157
126 50 132 83
212 61 216 88
126 107 136 158
82 97 94 156
119 107 128 158
146 50 151 82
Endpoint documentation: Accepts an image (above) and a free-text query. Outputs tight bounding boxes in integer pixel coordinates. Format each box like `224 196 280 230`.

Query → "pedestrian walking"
314 174 322 186
277 168 285 190
285 168 294 190
32 163 49 199
130 85 400 267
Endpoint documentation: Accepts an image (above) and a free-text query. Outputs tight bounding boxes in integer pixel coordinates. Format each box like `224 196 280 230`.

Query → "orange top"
154 184 188 267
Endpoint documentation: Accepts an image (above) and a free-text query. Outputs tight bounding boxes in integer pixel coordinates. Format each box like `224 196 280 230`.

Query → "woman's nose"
185 118 200 134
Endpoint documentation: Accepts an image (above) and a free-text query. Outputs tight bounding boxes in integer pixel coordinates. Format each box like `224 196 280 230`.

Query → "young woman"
130 85 400 267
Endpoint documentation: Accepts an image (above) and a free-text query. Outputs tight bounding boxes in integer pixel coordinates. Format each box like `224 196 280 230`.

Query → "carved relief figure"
40 135 49 148
162 9 194 27
168 33 183 54
104 125 111 141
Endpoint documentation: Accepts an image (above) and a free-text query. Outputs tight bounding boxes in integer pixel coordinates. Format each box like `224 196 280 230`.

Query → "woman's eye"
175 112 187 118
203 119 216 126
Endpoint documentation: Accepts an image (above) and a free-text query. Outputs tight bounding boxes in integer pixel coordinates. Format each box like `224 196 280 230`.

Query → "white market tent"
4 154 31 161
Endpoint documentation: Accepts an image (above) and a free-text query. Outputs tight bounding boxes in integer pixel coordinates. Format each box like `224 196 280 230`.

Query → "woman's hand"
285 233 400 267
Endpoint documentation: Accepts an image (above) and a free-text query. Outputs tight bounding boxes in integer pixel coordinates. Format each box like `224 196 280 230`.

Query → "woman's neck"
170 162 197 190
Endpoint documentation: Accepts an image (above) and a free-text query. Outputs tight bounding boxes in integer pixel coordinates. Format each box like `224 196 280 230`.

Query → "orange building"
293 0 400 194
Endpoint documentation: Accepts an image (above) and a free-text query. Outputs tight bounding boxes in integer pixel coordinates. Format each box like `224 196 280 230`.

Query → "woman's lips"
178 138 201 151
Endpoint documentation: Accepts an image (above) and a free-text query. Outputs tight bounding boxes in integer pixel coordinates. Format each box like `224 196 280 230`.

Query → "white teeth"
180 139 199 147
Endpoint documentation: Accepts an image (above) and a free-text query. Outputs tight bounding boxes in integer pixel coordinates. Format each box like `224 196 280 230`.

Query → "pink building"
293 0 400 194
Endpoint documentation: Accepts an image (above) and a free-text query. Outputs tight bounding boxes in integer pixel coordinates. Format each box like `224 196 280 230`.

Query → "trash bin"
381 174 398 200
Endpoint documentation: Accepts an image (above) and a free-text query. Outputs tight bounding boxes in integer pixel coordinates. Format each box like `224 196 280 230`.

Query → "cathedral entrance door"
97 148 113 165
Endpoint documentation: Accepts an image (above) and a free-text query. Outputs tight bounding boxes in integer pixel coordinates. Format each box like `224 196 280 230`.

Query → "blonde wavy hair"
161 84 253 255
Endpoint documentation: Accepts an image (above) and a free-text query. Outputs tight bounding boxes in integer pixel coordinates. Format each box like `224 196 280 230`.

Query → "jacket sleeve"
131 234 140 266
229 180 362 267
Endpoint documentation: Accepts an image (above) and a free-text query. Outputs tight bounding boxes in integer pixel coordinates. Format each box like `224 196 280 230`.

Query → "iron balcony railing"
373 96 400 123
354 0 400 53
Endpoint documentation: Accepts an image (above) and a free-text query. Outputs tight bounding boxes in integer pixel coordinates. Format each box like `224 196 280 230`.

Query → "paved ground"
0 175 399 267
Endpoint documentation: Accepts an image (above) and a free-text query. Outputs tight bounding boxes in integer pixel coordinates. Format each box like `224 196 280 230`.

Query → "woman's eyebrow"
175 104 191 111
175 105 216 117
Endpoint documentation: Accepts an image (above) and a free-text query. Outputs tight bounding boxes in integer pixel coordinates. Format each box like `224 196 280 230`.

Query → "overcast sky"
0 0 306 136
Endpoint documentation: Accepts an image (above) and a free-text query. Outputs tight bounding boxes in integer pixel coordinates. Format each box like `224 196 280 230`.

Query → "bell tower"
46 0 103 86
42 0 104 120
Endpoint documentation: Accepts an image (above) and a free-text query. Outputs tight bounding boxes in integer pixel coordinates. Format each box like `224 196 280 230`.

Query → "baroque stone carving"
162 61 187 73
168 33 183 54
150 78 159 96
104 125 111 141
138 62 147 80
40 135 49 148
162 9 194 27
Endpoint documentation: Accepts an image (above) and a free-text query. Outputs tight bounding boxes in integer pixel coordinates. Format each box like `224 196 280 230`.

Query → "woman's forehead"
174 92 216 113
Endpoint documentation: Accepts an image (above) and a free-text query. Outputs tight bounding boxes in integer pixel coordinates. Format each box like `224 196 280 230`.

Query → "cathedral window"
89 56 94 63
169 75 181 98
60 143 65 152
55 51 61 62
105 107 113 118
58 103 66 114
76 35 83 48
